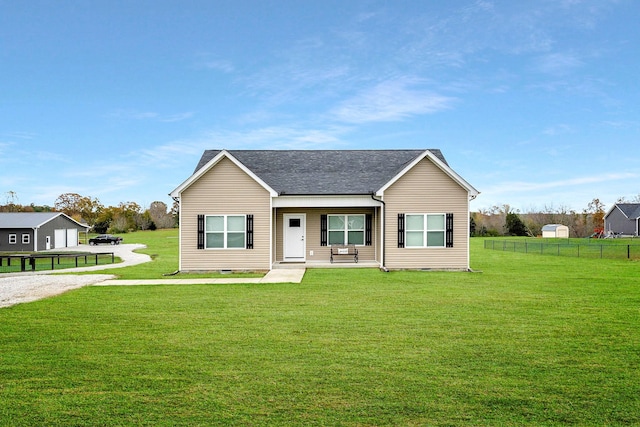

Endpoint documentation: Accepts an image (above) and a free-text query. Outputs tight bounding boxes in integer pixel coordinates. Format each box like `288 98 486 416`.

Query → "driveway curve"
0 244 151 308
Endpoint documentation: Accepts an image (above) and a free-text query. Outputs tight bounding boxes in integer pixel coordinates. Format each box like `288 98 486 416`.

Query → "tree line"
472 196 639 238
1 192 178 233
4 191 639 238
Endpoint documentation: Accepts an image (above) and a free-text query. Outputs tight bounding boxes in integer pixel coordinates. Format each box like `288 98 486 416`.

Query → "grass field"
1 232 639 426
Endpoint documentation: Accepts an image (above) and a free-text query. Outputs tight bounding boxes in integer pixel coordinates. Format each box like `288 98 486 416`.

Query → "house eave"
273 194 382 208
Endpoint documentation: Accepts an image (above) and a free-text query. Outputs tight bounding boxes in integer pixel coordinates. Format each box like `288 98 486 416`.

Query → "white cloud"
542 124 574 136
106 110 194 122
487 173 639 195
535 52 584 75
330 78 455 123
202 60 235 73
199 126 350 150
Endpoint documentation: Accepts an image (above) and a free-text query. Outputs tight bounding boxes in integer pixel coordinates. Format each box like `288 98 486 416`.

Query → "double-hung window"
328 214 365 245
205 215 246 249
405 214 446 247
22 234 30 244
8 234 17 244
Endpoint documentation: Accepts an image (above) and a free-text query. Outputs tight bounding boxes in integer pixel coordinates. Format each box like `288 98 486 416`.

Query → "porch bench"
330 244 358 263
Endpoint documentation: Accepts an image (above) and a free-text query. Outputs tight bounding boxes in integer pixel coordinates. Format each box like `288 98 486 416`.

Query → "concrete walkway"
94 269 306 286
2 243 305 284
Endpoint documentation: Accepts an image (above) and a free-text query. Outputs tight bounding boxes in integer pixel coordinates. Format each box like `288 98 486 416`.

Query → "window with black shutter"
320 214 327 246
397 213 405 248
197 214 205 249
446 213 454 248
246 214 254 249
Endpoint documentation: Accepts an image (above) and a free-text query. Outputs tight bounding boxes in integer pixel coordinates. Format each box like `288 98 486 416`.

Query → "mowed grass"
1 237 639 426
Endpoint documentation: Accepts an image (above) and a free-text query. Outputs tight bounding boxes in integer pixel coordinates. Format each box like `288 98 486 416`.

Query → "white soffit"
273 195 382 208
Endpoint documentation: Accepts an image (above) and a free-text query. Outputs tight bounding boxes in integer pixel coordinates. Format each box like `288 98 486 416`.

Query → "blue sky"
1 0 638 212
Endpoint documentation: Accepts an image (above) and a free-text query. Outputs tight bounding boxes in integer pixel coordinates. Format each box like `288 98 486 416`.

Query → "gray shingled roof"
615 203 640 219
194 149 448 195
0 212 64 228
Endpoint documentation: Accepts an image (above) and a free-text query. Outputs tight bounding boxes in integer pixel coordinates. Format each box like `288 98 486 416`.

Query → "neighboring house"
0 212 89 251
541 224 569 238
604 203 640 237
170 149 479 271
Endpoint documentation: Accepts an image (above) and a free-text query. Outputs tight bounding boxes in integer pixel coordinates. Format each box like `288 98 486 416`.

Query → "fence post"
628 245 631 259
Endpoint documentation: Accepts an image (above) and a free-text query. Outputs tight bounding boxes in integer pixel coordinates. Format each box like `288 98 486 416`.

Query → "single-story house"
604 203 640 237
541 224 569 238
0 212 89 251
170 149 479 271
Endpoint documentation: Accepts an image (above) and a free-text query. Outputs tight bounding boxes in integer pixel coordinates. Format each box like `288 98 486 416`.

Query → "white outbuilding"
541 224 569 238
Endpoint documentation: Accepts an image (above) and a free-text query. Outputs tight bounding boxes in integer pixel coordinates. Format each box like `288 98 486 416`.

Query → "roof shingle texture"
194 149 448 195
616 203 640 219
0 212 62 228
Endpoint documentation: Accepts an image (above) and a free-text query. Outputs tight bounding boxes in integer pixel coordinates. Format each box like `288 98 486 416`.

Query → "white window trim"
9 234 17 244
405 213 446 248
205 214 246 250
328 214 365 246
22 234 30 244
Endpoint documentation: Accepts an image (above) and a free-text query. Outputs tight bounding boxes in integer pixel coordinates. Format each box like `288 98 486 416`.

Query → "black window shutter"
320 214 327 246
197 214 205 249
446 213 454 248
365 214 372 246
246 215 254 249
398 214 405 248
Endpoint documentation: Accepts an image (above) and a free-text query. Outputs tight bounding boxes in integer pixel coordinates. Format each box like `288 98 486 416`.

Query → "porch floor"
272 260 381 269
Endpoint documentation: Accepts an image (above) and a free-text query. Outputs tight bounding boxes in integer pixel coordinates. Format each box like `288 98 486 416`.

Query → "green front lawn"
1 236 639 425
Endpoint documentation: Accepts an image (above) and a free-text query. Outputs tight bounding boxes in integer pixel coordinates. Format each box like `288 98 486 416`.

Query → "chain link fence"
484 239 640 260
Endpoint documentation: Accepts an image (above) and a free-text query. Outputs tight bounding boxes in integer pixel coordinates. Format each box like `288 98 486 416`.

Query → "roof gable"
613 203 640 219
178 149 477 197
171 150 278 198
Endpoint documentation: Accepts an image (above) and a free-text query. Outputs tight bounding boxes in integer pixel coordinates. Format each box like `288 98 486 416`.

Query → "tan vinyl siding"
384 157 470 270
274 207 378 263
180 157 271 271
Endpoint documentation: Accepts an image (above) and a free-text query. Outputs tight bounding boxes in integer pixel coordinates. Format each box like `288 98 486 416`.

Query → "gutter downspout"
171 195 181 272
371 193 388 272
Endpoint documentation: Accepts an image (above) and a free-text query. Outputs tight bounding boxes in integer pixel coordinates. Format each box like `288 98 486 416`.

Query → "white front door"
283 214 305 261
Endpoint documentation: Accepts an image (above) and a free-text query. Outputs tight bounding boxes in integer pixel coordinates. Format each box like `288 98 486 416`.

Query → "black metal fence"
0 252 115 273
484 239 640 260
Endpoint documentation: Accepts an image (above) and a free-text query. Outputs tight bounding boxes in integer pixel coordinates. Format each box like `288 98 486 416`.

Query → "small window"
205 215 246 249
328 215 365 246
405 214 446 248
289 218 301 228
22 234 30 244
9 234 17 244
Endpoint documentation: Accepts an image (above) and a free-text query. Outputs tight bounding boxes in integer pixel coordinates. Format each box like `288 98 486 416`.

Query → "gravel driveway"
0 244 151 308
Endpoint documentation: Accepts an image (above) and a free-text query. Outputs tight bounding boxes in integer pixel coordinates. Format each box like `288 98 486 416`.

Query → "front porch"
272 260 381 269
